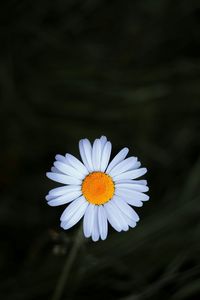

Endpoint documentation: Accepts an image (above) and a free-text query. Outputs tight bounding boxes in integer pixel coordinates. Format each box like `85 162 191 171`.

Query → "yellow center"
82 172 115 205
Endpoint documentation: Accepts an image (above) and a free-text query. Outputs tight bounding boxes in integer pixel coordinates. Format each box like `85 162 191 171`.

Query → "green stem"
51 226 84 300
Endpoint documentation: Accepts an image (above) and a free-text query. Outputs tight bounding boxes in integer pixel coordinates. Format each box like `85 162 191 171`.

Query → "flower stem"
51 226 84 300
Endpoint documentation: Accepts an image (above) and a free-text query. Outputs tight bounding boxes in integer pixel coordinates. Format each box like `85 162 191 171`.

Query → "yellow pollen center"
82 172 115 205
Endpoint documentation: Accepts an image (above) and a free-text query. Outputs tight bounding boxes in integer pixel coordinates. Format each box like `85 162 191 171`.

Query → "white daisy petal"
54 161 85 180
110 162 141 175
98 205 108 240
92 139 102 171
61 199 88 230
49 185 81 197
65 153 89 176
115 183 149 193
125 198 143 207
106 147 129 174
125 216 137 228
138 180 147 185
133 161 141 169
83 204 95 238
111 201 129 231
79 139 93 172
55 154 68 163
60 196 85 221
91 206 100 242
47 191 82 206
100 136 107 149
45 194 55 201
51 166 63 174
60 196 89 229
113 188 144 207
100 141 112 172
79 140 90 171
113 168 147 181
112 196 140 222
104 202 122 232
109 157 138 177
115 179 147 185
46 172 81 185
115 187 149 201
82 139 94 171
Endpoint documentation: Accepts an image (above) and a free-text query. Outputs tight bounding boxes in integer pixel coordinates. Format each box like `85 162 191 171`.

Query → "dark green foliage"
1 0 200 299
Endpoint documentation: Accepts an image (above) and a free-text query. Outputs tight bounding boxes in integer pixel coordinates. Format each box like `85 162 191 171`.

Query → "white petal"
91 206 100 242
104 202 123 232
83 139 94 171
79 139 90 171
125 216 137 228
63 200 88 229
133 161 141 169
51 166 63 174
100 136 107 149
54 161 85 180
112 196 140 222
109 157 138 177
45 194 55 201
46 172 81 185
115 179 147 185
55 154 68 163
60 196 85 221
115 187 149 201
92 139 102 171
113 168 147 181
47 191 82 206
65 153 89 176
125 198 143 207
79 139 93 172
111 200 130 231
100 141 112 172
113 188 143 207
83 204 95 238
49 185 81 197
115 183 149 193
106 147 129 173
98 205 108 240
60 196 88 227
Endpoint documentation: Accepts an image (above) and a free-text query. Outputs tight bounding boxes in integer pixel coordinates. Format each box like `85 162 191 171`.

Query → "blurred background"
1 0 200 299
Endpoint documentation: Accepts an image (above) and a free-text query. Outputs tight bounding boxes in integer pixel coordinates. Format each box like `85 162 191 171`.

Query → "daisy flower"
46 136 149 241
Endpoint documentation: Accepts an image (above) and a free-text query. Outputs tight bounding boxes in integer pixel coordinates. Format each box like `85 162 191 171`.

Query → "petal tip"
46 172 51 178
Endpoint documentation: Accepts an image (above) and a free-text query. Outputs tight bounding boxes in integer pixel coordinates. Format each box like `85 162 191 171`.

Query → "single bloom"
46 136 149 241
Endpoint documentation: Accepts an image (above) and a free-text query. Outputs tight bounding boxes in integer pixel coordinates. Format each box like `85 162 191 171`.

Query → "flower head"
46 136 149 241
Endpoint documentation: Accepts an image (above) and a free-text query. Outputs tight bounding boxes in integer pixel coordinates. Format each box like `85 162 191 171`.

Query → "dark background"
1 0 200 299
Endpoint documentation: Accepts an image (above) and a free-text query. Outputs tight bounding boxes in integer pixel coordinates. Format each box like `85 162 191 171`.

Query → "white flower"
46 136 149 241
